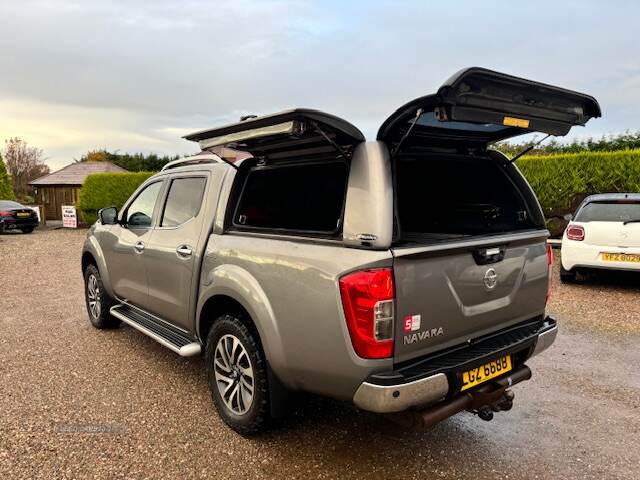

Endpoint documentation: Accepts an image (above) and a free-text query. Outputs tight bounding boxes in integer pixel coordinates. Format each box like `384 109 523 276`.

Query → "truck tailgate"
391 231 549 363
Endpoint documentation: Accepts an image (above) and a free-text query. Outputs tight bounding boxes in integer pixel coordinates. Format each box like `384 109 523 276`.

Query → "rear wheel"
205 314 271 435
560 265 577 283
83 264 120 328
21 227 34 234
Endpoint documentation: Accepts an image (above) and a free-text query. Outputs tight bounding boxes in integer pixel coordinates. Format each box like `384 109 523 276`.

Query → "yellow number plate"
602 252 640 263
461 355 512 391
16 212 30 217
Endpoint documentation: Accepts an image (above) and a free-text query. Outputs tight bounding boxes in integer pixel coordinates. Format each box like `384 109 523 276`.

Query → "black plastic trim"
368 316 557 389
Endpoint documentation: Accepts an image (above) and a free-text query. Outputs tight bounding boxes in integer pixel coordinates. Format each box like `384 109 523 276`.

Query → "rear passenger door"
144 175 209 330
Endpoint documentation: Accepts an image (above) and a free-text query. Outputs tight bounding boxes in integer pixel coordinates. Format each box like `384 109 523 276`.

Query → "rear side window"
575 201 640 222
234 162 347 234
161 177 207 227
395 155 534 240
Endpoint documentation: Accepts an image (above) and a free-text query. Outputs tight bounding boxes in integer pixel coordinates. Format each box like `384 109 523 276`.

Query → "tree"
76 149 179 172
79 149 112 163
0 152 16 200
3 137 50 198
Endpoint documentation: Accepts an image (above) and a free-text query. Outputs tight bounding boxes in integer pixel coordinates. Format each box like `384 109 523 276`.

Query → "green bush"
515 149 640 235
495 130 640 156
78 172 154 224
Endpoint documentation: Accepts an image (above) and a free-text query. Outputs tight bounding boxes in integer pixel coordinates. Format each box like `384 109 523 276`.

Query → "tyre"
21 227 34 234
560 265 577 283
205 314 271 435
83 264 120 329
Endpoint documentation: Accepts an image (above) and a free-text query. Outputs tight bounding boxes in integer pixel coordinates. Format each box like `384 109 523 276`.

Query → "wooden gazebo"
29 162 126 220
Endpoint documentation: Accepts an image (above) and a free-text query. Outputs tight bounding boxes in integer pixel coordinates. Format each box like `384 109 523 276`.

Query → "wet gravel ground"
1 229 639 480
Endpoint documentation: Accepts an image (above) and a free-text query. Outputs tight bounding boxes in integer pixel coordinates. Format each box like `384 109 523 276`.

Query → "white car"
561 193 640 282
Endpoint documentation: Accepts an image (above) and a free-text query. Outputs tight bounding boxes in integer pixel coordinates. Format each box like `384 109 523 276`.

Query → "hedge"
77 172 154 224
75 149 640 233
516 148 640 235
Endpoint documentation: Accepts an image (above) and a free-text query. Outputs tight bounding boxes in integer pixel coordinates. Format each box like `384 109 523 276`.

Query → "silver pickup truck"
81 68 600 434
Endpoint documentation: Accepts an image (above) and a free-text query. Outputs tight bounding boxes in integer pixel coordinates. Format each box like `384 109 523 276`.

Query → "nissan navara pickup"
81 68 600 434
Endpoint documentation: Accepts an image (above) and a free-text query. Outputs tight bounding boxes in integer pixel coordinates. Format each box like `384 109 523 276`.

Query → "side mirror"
563 213 573 221
99 207 118 225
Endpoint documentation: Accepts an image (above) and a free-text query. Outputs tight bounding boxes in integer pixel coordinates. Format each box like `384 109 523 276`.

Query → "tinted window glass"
161 177 207 227
127 182 162 227
396 156 533 239
235 162 347 233
576 201 640 222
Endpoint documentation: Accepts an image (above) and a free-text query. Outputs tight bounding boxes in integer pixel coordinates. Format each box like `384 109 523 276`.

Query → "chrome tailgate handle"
176 245 193 257
134 241 145 253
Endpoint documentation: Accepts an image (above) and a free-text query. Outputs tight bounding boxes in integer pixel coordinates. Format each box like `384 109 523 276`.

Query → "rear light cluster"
339 268 395 359
566 224 585 241
0 211 12 217
546 244 553 305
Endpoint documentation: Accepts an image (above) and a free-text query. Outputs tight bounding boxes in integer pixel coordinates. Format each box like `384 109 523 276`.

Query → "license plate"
602 252 640 263
461 355 512 391
16 212 30 217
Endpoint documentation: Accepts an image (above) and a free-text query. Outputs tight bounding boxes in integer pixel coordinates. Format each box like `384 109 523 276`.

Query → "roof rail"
160 153 224 171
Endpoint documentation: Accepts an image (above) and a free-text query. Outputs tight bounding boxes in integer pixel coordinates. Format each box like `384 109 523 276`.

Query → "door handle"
176 245 193 257
134 241 145 253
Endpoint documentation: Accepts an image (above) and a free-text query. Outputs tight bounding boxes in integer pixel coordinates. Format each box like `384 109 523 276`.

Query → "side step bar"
110 304 201 357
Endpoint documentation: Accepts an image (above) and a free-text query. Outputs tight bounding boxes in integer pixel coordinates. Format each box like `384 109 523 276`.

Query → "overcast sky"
1 0 638 170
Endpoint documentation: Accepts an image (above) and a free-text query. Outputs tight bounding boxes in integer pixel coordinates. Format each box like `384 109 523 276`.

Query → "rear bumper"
0 218 39 229
561 240 640 271
353 316 557 413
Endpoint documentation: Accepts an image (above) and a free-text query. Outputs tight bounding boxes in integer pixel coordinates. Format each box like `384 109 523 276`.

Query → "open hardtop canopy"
184 108 365 161
184 68 601 160
378 67 601 151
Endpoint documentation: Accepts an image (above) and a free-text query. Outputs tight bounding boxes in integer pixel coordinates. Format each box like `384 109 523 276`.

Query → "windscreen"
395 155 535 240
576 201 640 222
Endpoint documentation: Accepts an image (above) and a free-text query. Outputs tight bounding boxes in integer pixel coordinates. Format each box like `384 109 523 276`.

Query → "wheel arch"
81 251 97 272
196 265 291 387
81 237 115 298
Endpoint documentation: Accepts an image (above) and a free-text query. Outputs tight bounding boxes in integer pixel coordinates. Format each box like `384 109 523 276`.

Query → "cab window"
126 182 162 227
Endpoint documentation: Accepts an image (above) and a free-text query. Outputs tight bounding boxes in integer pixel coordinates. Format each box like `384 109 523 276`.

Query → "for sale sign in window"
62 205 77 228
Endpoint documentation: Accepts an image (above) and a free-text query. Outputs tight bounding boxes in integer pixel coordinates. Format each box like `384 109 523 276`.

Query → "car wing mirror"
563 213 573 221
99 207 118 225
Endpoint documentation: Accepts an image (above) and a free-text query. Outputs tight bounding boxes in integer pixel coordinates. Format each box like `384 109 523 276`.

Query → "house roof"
29 162 127 186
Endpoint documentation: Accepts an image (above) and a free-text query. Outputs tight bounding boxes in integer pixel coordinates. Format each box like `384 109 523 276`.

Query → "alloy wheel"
87 274 101 319
214 334 255 415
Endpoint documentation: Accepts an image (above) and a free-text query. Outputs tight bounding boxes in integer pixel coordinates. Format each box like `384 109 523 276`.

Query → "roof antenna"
391 108 423 158
508 134 552 164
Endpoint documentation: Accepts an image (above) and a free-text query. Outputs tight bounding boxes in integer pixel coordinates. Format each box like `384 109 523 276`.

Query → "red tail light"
0 211 12 217
546 244 553 305
339 268 395 359
566 224 585 241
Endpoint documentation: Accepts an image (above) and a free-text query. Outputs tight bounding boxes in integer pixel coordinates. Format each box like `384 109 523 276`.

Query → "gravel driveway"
1 229 639 479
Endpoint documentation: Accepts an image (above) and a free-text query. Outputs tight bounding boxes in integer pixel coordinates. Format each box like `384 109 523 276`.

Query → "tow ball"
474 389 515 422
386 365 531 430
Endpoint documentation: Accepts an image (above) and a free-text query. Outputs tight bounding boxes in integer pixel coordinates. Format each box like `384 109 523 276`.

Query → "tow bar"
387 365 532 429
